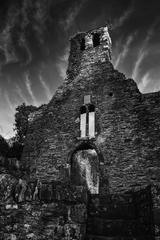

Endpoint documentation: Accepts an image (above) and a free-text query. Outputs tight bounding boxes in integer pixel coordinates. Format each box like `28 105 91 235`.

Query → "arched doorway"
70 143 100 194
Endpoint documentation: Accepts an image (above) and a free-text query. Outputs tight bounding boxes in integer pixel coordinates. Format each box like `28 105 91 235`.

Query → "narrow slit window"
80 106 87 138
88 104 95 137
80 38 85 51
92 33 100 47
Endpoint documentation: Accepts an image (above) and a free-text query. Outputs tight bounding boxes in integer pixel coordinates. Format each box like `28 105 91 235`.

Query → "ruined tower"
66 25 112 82
1 24 160 239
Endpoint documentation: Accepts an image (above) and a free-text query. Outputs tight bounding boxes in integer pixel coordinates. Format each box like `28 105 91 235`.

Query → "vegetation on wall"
14 103 37 145
0 135 9 158
0 103 37 163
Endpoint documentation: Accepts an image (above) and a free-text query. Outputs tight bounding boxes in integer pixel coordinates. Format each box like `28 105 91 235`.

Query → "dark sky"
0 0 160 138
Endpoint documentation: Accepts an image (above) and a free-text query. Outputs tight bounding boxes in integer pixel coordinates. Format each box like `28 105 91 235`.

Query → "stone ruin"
1 24 160 239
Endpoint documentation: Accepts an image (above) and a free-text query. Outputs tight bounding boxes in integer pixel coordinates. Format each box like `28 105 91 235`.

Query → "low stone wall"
0 202 87 240
86 187 155 239
0 178 88 240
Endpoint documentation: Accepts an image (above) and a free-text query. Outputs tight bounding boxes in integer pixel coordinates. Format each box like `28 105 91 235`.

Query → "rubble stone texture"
0 25 160 239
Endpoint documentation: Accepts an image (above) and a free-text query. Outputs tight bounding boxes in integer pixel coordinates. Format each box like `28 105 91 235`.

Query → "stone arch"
68 141 104 194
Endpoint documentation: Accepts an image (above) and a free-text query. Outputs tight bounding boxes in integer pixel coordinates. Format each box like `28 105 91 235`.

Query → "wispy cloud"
39 75 52 100
19 36 32 65
0 125 3 136
132 50 147 80
114 33 136 68
113 2 134 29
57 46 69 79
138 72 150 92
0 5 19 65
60 0 88 31
132 21 158 80
15 84 28 104
138 70 160 93
4 92 15 113
25 74 37 106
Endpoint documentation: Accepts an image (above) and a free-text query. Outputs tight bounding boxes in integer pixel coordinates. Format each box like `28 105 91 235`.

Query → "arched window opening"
80 38 85 51
80 105 86 114
88 104 95 112
71 148 99 194
80 106 87 138
88 104 95 138
80 99 95 138
92 33 100 47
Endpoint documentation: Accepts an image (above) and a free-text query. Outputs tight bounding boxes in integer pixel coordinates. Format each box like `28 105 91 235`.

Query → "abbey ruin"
1 24 160 239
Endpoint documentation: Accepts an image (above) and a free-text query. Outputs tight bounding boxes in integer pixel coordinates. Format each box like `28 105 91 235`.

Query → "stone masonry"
0 25 160 239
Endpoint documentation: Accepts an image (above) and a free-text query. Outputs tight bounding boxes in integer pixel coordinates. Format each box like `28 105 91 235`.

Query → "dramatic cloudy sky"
0 0 160 138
